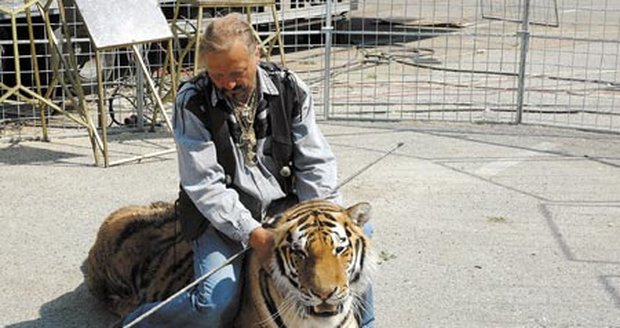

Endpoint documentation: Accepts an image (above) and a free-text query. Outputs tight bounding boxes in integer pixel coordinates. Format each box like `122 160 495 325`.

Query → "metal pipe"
322 0 334 120
168 39 178 101
11 14 21 86
96 50 110 167
136 45 145 130
38 0 103 164
24 4 48 141
515 0 531 124
109 148 176 167
269 3 285 64
132 44 173 132
193 7 204 75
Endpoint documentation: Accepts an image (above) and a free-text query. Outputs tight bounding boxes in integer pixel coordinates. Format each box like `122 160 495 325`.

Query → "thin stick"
337 142 404 189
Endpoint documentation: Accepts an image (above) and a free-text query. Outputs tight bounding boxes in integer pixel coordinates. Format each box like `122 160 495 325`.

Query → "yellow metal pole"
270 3 285 64
96 50 109 167
59 0 103 165
177 37 196 76
170 0 183 78
150 38 178 132
0 85 19 103
193 6 203 75
132 44 172 131
24 3 50 141
108 148 176 167
168 39 177 102
37 0 102 165
11 14 22 86
245 5 268 60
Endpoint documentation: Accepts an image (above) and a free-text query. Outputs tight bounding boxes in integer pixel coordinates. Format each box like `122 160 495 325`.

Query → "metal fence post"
515 0 531 124
322 0 334 120
136 45 145 130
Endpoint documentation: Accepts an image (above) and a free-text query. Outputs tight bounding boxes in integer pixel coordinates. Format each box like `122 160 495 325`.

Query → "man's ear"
254 45 261 59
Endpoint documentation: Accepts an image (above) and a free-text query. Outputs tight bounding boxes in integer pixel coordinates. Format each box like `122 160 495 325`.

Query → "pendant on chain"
233 91 258 167
240 129 257 166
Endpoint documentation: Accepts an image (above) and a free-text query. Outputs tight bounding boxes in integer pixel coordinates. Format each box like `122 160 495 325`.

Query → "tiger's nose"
312 287 337 301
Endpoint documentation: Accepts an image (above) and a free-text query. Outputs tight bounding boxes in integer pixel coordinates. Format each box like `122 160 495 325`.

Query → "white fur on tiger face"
262 201 376 328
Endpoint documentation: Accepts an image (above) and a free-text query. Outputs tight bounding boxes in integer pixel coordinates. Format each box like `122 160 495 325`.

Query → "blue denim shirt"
172 65 341 246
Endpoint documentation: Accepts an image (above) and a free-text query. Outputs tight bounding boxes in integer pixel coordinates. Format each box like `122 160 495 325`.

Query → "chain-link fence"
1 0 619 144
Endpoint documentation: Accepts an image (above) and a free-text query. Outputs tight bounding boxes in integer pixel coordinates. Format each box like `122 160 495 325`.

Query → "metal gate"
314 0 620 132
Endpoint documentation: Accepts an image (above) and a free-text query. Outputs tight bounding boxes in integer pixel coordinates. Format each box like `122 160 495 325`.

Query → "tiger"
236 200 375 328
85 201 193 317
86 199 375 327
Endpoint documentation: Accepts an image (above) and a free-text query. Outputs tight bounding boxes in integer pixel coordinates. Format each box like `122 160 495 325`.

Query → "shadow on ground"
6 263 117 328
6 282 116 328
0 143 82 166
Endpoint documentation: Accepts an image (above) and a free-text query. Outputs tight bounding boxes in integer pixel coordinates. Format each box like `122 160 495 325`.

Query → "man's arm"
173 85 261 245
289 73 342 204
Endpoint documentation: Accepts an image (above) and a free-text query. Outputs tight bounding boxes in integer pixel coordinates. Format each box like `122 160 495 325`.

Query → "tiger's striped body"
86 202 193 317
86 200 374 327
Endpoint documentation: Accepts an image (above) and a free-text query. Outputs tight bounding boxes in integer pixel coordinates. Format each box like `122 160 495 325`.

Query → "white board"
74 0 173 49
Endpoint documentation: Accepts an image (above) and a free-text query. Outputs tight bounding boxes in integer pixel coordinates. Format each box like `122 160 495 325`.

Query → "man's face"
204 39 260 104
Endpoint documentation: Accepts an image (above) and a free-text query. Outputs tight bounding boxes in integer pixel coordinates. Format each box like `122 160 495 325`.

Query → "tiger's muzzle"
308 302 344 317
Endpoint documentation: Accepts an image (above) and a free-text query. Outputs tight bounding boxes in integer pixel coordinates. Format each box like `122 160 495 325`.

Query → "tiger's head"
265 200 375 322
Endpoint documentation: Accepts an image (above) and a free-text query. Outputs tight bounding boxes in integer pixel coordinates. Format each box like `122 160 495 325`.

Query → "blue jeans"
121 223 375 327
360 223 375 328
121 225 244 327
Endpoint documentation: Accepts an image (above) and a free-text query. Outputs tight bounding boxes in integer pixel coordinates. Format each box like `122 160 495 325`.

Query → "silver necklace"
231 90 258 166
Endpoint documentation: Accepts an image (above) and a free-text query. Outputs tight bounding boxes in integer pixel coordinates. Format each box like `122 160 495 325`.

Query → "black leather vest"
177 62 304 241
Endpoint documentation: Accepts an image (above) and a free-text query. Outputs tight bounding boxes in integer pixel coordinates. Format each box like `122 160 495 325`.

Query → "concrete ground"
1 120 620 327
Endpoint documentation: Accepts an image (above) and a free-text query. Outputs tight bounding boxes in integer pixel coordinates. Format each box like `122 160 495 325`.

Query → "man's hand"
249 227 275 271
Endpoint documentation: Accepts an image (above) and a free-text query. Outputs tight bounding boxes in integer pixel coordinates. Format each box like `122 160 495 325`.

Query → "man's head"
199 13 260 104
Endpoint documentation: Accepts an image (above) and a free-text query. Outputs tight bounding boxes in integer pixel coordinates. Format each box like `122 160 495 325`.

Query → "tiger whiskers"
255 294 297 326
292 297 307 319
351 290 371 317
283 293 308 320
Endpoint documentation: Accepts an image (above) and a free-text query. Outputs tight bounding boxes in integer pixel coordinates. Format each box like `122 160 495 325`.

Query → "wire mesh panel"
481 0 559 26
326 0 522 122
324 0 620 131
2 0 620 143
0 0 185 143
0 1 56 141
520 1 620 131
0 0 348 142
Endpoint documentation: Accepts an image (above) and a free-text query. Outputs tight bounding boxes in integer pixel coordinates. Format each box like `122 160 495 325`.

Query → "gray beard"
227 92 250 106
225 85 255 106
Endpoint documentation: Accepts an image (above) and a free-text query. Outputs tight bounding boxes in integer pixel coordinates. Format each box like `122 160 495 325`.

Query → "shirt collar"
209 64 280 107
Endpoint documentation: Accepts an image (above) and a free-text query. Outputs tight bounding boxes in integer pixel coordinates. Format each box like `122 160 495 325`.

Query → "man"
121 13 374 327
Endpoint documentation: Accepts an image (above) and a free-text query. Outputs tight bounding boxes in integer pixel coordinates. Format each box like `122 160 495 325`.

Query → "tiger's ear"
346 202 371 226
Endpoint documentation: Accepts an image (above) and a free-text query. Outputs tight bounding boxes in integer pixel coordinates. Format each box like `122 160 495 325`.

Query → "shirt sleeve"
289 73 343 205
173 85 260 245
